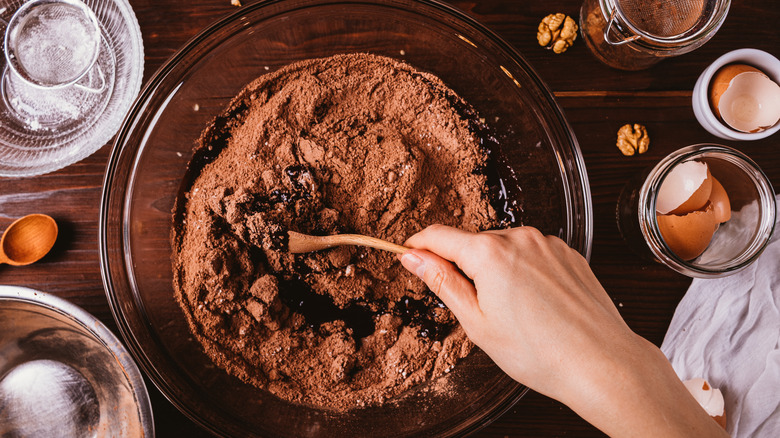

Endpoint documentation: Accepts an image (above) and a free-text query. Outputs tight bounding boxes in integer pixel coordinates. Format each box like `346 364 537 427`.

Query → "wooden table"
1 0 777 436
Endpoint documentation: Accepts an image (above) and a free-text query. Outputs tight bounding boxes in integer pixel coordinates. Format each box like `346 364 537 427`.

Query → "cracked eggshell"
656 161 713 215
710 64 761 117
657 204 719 261
710 64 780 133
709 176 731 223
683 378 726 429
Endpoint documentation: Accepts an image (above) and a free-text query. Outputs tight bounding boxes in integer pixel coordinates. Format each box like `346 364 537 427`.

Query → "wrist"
561 334 728 438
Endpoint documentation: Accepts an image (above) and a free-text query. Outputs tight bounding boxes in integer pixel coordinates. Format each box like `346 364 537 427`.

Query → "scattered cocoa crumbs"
172 53 512 411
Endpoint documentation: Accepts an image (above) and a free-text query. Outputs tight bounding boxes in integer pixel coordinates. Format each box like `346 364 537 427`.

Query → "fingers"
403 224 492 279
400 249 481 325
403 224 475 258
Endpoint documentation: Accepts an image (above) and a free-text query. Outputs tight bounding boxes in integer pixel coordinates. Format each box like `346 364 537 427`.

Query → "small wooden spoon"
287 231 408 254
0 214 58 266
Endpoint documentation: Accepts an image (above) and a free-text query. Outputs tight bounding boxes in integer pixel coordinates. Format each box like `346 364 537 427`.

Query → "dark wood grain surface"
1 0 778 436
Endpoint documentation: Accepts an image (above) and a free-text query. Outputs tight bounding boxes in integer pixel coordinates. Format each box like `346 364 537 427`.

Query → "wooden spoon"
0 214 58 266
287 231 408 255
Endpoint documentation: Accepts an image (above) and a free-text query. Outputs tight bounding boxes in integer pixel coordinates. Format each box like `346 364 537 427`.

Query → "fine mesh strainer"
5 0 102 87
606 0 728 45
619 0 712 38
580 0 730 70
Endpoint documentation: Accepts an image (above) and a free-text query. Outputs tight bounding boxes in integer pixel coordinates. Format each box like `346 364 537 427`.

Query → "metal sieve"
607 0 728 45
580 0 731 70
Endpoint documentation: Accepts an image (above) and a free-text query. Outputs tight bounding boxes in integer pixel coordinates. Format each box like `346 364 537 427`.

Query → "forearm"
563 335 729 438
400 226 729 438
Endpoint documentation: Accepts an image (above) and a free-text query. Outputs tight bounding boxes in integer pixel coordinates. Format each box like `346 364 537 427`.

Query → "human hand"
400 225 632 402
400 225 728 438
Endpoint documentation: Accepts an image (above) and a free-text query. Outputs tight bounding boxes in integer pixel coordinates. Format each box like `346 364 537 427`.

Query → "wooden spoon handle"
287 231 409 254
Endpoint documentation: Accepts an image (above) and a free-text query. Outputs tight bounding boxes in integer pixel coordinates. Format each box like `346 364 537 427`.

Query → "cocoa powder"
172 53 503 411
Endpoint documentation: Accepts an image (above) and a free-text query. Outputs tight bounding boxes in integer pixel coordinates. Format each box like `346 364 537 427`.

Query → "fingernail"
401 252 426 279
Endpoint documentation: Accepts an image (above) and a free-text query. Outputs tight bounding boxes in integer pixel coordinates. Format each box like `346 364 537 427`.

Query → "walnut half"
537 13 578 54
616 124 650 156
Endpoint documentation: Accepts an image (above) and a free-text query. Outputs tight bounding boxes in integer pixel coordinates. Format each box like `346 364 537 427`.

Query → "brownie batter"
172 53 507 410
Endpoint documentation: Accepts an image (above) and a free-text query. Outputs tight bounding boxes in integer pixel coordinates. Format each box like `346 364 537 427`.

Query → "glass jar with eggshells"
617 144 776 277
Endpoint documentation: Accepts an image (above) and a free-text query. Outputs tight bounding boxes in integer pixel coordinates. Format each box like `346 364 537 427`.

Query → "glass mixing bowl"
100 1 593 436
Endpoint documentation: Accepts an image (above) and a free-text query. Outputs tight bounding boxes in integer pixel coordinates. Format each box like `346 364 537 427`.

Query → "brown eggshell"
710 64 763 118
709 177 731 223
657 204 720 261
713 412 727 430
668 167 713 216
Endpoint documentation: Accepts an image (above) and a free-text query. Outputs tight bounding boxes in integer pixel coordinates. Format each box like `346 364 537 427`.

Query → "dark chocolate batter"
172 53 505 410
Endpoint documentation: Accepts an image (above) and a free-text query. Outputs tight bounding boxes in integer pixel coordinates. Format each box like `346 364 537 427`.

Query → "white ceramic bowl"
692 48 780 140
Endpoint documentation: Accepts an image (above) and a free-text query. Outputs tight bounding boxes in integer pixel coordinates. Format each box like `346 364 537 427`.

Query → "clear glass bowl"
618 144 776 277
0 0 143 177
0 286 153 437
100 1 593 436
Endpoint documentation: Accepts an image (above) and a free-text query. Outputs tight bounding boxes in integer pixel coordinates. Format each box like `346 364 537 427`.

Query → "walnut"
616 124 650 156
537 13 578 54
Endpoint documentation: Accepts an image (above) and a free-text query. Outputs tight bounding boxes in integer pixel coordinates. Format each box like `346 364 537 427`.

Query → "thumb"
400 249 481 324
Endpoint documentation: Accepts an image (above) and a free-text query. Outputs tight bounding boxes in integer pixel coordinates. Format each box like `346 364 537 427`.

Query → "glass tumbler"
580 0 731 70
617 144 776 277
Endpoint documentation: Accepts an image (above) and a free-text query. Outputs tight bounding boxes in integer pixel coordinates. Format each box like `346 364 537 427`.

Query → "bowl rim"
100 0 593 436
0 285 155 437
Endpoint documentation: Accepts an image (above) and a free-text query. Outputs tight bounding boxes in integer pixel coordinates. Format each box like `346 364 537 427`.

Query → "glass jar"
580 0 731 70
617 144 776 277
